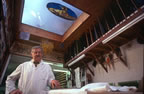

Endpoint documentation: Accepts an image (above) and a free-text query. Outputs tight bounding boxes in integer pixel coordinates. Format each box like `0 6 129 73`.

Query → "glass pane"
87 32 92 45
68 47 71 60
73 40 78 55
133 0 144 8
105 10 116 29
71 43 75 57
110 0 125 23
81 34 88 48
64 52 68 62
77 39 83 53
91 27 97 41
94 24 102 38
99 17 108 34
118 0 136 17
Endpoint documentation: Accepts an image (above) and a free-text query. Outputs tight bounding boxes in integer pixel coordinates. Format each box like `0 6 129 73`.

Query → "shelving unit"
55 72 67 88
64 0 144 69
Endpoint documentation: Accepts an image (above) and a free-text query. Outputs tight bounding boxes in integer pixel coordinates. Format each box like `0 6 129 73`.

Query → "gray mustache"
36 55 40 57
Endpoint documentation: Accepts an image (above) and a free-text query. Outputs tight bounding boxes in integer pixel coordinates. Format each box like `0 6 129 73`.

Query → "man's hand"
10 89 22 94
51 80 61 89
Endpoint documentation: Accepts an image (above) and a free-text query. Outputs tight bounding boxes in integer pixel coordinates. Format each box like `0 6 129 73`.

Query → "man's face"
31 48 43 62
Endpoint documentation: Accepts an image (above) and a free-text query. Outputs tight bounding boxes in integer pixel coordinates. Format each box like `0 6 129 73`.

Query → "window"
110 0 125 23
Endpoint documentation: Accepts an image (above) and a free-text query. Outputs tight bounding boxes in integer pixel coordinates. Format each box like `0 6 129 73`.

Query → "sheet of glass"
22 0 83 35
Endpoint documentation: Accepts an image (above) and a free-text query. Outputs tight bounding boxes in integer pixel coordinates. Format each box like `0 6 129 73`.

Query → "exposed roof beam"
19 24 63 42
62 12 89 42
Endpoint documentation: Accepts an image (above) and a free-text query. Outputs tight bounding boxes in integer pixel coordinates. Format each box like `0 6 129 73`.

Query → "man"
6 46 60 94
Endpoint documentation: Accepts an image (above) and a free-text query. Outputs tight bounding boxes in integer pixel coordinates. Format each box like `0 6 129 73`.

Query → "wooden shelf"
64 7 144 69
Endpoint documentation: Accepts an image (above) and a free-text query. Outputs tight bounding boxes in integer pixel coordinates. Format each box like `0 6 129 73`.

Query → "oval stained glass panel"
47 2 77 20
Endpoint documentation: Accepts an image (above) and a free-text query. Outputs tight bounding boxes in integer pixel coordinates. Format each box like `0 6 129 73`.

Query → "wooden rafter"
86 52 108 73
82 61 94 76
20 24 62 42
117 36 129 42
107 44 128 67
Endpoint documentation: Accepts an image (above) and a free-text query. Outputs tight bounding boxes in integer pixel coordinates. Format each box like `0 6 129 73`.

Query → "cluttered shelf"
64 6 144 68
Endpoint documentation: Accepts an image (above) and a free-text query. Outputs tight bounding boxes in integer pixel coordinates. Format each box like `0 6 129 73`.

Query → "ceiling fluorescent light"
102 13 144 44
53 69 69 73
68 54 85 67
46 62 54 65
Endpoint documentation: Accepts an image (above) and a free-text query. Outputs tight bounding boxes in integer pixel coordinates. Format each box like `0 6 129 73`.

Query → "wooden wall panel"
10 42 64 63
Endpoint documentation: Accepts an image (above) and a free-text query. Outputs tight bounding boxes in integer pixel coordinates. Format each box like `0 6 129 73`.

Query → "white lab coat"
5 60 55 94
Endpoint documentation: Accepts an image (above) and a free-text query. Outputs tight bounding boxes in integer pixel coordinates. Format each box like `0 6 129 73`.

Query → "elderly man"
6 46 60 94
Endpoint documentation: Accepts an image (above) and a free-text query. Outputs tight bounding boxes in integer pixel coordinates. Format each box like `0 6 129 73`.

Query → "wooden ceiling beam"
117 35 129 42
62 12 89 42
19 24 63 42
93 47 110 52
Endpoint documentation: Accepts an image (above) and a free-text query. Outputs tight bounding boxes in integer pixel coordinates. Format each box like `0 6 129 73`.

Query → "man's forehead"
32 48 41 51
